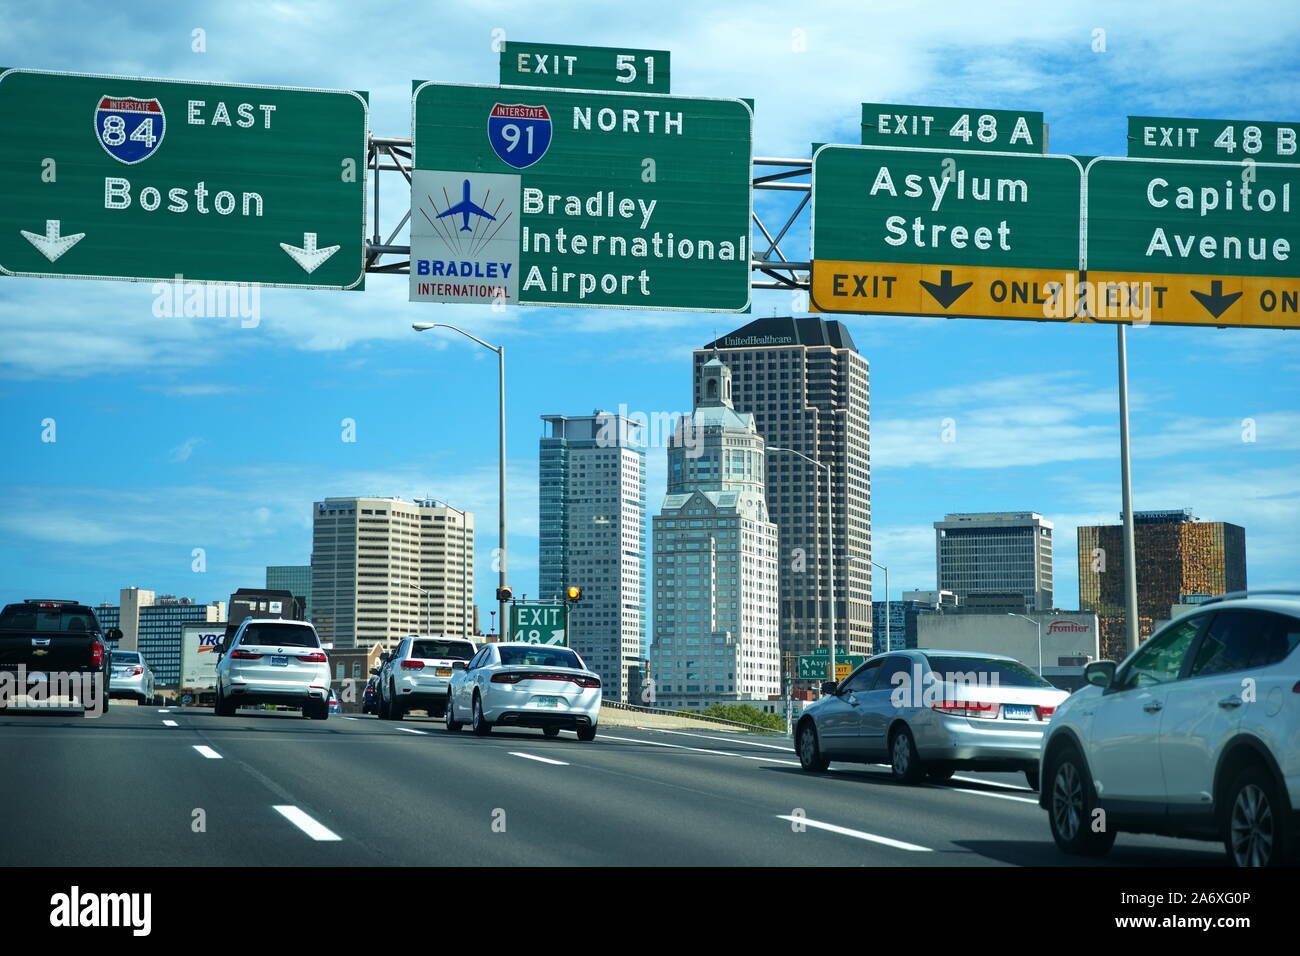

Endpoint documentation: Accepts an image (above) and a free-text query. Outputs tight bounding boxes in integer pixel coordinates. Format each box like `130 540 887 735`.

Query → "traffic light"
565 586 582 602
496 586 513 602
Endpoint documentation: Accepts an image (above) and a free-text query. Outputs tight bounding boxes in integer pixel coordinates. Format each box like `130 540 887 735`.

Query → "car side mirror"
106 627 123 642
369 668 380 676
380 653 391 663
821 680 838 696
1085 660 1116 688
452 661 467 671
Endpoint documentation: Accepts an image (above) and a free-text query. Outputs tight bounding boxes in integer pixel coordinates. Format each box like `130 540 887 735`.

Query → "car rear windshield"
923 655 1052 688
0 605 98 633
239 622 318 648
412 640 474 661
498 646 582 669
112 652 141 664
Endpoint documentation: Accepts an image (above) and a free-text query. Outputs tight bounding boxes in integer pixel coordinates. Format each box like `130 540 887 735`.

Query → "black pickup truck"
0 599 121 713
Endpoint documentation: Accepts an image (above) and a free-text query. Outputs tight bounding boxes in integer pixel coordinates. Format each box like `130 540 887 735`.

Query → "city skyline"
3 3 1297 626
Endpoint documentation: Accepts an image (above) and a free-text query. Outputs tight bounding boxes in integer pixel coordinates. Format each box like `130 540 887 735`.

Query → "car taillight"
576 676 601 688
401 660 425 670
231 650 262 659
298 652 327 663
1035 705 1056 720
129 666 144 676
492 672 525 683
931 700 999 719
90 638 104 668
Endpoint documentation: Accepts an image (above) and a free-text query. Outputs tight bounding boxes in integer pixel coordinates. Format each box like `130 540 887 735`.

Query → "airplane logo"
437 179 497 232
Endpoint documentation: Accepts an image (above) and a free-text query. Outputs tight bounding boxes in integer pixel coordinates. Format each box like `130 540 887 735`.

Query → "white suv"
1040 593 1300 866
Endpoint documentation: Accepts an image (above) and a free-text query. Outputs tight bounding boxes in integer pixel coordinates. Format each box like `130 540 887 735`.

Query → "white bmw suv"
1040 593 1300 866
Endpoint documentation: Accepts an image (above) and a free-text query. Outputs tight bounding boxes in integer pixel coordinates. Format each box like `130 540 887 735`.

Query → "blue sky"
2 0 1298 622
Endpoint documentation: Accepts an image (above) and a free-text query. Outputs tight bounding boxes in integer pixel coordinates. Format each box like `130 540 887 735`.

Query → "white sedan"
446 642 601 741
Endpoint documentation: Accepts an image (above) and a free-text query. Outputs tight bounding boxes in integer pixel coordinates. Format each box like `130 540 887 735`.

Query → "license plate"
271 656 289 667
436 668 452 677
532 696 563 708
1002 704 1034 720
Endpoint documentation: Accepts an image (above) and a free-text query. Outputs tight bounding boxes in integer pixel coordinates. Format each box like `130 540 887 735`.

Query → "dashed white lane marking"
599 733 800 766
509 752 569 766
273 805 341 842
643 728 792 751
157 708 171 714
776 815 932 851
193 745 222 759
396 726 427 735
339 716 357 720
162 720 178 727
949 787 1039 805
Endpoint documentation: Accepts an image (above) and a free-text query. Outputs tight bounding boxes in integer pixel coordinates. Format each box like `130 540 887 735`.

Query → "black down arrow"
1190 279 1243 319
920 269 973 309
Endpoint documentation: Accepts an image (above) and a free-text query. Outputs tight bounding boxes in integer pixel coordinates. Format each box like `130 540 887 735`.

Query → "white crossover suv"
1040 592 1300 866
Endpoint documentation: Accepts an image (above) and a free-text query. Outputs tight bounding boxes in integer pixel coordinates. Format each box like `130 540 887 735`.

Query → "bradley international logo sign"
410 169 521 305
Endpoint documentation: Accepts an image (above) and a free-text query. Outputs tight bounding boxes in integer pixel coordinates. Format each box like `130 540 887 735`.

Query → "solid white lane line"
776 815 932 851
157 708 171 714
273 805 341 842
162 720 178 727
949 787 1039 805
509 751 569 766
599 733 801 766
339 716 357 720
396 726 427 735
950 774 1034 792
192 745 222 759
642 728 792 751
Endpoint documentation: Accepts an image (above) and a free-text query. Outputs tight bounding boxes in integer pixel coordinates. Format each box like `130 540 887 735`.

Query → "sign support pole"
1116 325 1140 656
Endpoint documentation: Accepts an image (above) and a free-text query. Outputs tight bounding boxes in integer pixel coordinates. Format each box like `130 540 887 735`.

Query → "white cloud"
168 437 204 463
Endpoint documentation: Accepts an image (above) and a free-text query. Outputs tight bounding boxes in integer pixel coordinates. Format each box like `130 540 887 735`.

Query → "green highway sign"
811 144 1083 319
1084 156 1300 328
1127 116 1299 163
0 68 368 289
410 81 752 311
509 603 568 645
862 104 1046 153
797 652 865 680
500 42 670 93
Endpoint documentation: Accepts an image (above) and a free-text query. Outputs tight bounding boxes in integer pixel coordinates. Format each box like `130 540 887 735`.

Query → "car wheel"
576 723 597 742
542 726 561 738
797 720 829 772
214 685 233 717
471 693 492 735
889 726 924 784
1024 766 1041 791
445 696 462 732
925 763 955 783
1047 746 1117 857
389 688 404 721
308 698 329 720
1224 765 1290 867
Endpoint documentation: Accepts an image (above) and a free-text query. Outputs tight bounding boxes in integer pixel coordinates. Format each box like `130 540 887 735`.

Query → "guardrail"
602 699 788 736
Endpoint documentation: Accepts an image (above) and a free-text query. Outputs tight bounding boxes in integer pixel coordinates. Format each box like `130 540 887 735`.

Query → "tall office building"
266 565 312 620
1078 509 1246 658
539 411 647 701
697 317 872 659
97 590 225 685
311 496 475 649
650 358 781 709
935 512 1054 611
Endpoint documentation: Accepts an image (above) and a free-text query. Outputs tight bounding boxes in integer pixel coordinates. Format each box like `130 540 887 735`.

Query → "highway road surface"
0 703 1225 866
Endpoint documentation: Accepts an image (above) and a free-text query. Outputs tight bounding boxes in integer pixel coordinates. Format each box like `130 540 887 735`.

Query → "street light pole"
413 322 507 640
1008 612 1044 675
768 446 834 687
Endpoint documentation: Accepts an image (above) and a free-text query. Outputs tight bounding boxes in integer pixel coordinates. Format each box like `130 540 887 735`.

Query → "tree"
700 703 784 732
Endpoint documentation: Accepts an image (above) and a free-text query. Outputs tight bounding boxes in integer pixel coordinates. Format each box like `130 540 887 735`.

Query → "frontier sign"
410 81 752 311
0 69 369 289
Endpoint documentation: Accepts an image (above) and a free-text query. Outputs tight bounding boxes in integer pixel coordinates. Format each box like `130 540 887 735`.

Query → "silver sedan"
795 649 1068 789
108 650 155 704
